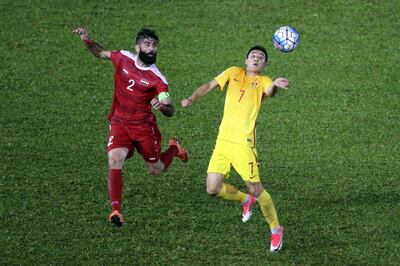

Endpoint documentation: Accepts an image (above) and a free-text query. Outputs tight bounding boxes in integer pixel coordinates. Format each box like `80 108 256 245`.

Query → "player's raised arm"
181 79 219 108
73 27 111 59
264 77 290 97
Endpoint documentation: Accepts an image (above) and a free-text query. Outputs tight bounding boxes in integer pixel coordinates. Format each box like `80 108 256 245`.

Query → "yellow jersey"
214 66 273 146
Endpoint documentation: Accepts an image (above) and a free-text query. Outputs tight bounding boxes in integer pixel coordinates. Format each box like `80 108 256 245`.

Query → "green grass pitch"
1 0 399 264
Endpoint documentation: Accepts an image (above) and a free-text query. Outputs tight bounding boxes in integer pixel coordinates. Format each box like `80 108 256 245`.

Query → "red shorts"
107 122 162 163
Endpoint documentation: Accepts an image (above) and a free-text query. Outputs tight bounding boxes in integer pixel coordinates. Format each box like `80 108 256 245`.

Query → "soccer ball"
273 26 300 52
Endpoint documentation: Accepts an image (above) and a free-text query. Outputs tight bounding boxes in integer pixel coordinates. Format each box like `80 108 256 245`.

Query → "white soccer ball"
273 26 300 52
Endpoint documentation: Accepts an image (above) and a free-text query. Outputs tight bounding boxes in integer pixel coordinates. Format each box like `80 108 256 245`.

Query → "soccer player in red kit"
73 27 188 226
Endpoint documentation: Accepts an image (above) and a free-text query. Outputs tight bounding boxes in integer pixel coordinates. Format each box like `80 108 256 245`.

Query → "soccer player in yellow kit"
181 45 289 252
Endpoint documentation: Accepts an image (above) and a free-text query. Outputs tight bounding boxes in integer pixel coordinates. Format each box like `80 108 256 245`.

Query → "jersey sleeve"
262 76 274 94
155 78 169 94
214 66 238 90
110 50 122 69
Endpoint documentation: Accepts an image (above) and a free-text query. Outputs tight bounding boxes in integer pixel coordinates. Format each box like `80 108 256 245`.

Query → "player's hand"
181 98 193 108
72 27 89 41
273 78 289 89
151 98 163 110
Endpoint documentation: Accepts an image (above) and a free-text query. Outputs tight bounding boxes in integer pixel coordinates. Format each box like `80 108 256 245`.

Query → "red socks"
108 147 178 212
108 169 122 211
160 145 178 169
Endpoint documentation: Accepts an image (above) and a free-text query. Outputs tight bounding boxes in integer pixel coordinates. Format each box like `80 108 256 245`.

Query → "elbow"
98 53 109 59
163 110 174 117
266 92 275 98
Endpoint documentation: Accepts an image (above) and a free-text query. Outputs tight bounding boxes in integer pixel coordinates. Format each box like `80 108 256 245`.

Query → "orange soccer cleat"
108 210 125 227
168 138 188 162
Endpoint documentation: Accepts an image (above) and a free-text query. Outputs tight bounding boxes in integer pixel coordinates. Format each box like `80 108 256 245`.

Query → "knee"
148 168 162 176
248 183 264 198
248 186 257 196
206 184 220 196
108 156 124 168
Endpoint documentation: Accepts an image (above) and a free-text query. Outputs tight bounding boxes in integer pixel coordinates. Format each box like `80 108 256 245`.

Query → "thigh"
207 141 231 177
231 144 260 183
107 123 135 157
131 124 162 163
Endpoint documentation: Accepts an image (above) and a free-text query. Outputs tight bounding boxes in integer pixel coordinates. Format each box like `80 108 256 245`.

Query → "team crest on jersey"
140 79 149 86
251 80 259 89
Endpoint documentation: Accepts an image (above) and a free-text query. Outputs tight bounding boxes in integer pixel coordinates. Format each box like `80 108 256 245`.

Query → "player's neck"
246 70 260 77
136 57 153 68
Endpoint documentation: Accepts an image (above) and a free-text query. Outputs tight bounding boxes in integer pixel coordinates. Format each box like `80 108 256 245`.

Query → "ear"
134 44 140 53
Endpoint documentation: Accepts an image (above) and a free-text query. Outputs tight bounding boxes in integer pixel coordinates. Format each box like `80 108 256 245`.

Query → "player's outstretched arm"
264 78 290 97
73 27 111 59
181 79 219 108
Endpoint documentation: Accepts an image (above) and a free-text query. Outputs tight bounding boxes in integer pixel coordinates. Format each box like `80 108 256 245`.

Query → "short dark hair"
247 45 268 63
136 28 159 44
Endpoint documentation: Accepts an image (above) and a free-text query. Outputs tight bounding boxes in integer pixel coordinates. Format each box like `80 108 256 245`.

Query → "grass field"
1 0 399 265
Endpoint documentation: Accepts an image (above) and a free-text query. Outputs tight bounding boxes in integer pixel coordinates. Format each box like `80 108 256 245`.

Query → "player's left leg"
142 145 187 176
246 182 284 252
158 138 188 171
146 160 165 176
135 124 187 175
167 138 188 162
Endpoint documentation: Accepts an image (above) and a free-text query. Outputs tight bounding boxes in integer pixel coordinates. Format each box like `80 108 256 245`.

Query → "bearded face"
138 49 157 65
135 37 158 65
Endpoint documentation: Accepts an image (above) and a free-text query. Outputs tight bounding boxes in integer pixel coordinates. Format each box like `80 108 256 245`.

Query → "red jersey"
109 50 169 124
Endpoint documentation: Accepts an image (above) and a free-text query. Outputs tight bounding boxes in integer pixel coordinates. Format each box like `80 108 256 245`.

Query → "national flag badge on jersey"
251 80 259 89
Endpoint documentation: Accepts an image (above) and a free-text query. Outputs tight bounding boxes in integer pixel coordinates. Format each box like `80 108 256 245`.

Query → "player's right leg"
106 123 132 227
206 173 249 210
206 141 247 204
209 141 254 221
206 172 225 195
107 147 129 227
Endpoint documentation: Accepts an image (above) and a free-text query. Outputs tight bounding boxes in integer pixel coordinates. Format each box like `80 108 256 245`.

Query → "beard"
138 50 157 65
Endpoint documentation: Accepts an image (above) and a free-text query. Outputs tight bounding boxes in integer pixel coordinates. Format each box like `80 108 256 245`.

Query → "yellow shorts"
207 139 260 182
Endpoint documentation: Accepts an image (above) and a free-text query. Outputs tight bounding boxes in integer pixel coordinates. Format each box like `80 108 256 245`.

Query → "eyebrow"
251 52 265 58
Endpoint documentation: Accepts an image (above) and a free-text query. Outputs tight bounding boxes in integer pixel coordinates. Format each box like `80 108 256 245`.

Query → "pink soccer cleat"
270 225 284 252
242 194 256 223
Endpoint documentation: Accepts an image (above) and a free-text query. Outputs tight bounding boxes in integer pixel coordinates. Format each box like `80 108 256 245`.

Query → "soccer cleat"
108 210 125 227
242 194 256 223
168 138 188 162
270 225 284 252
